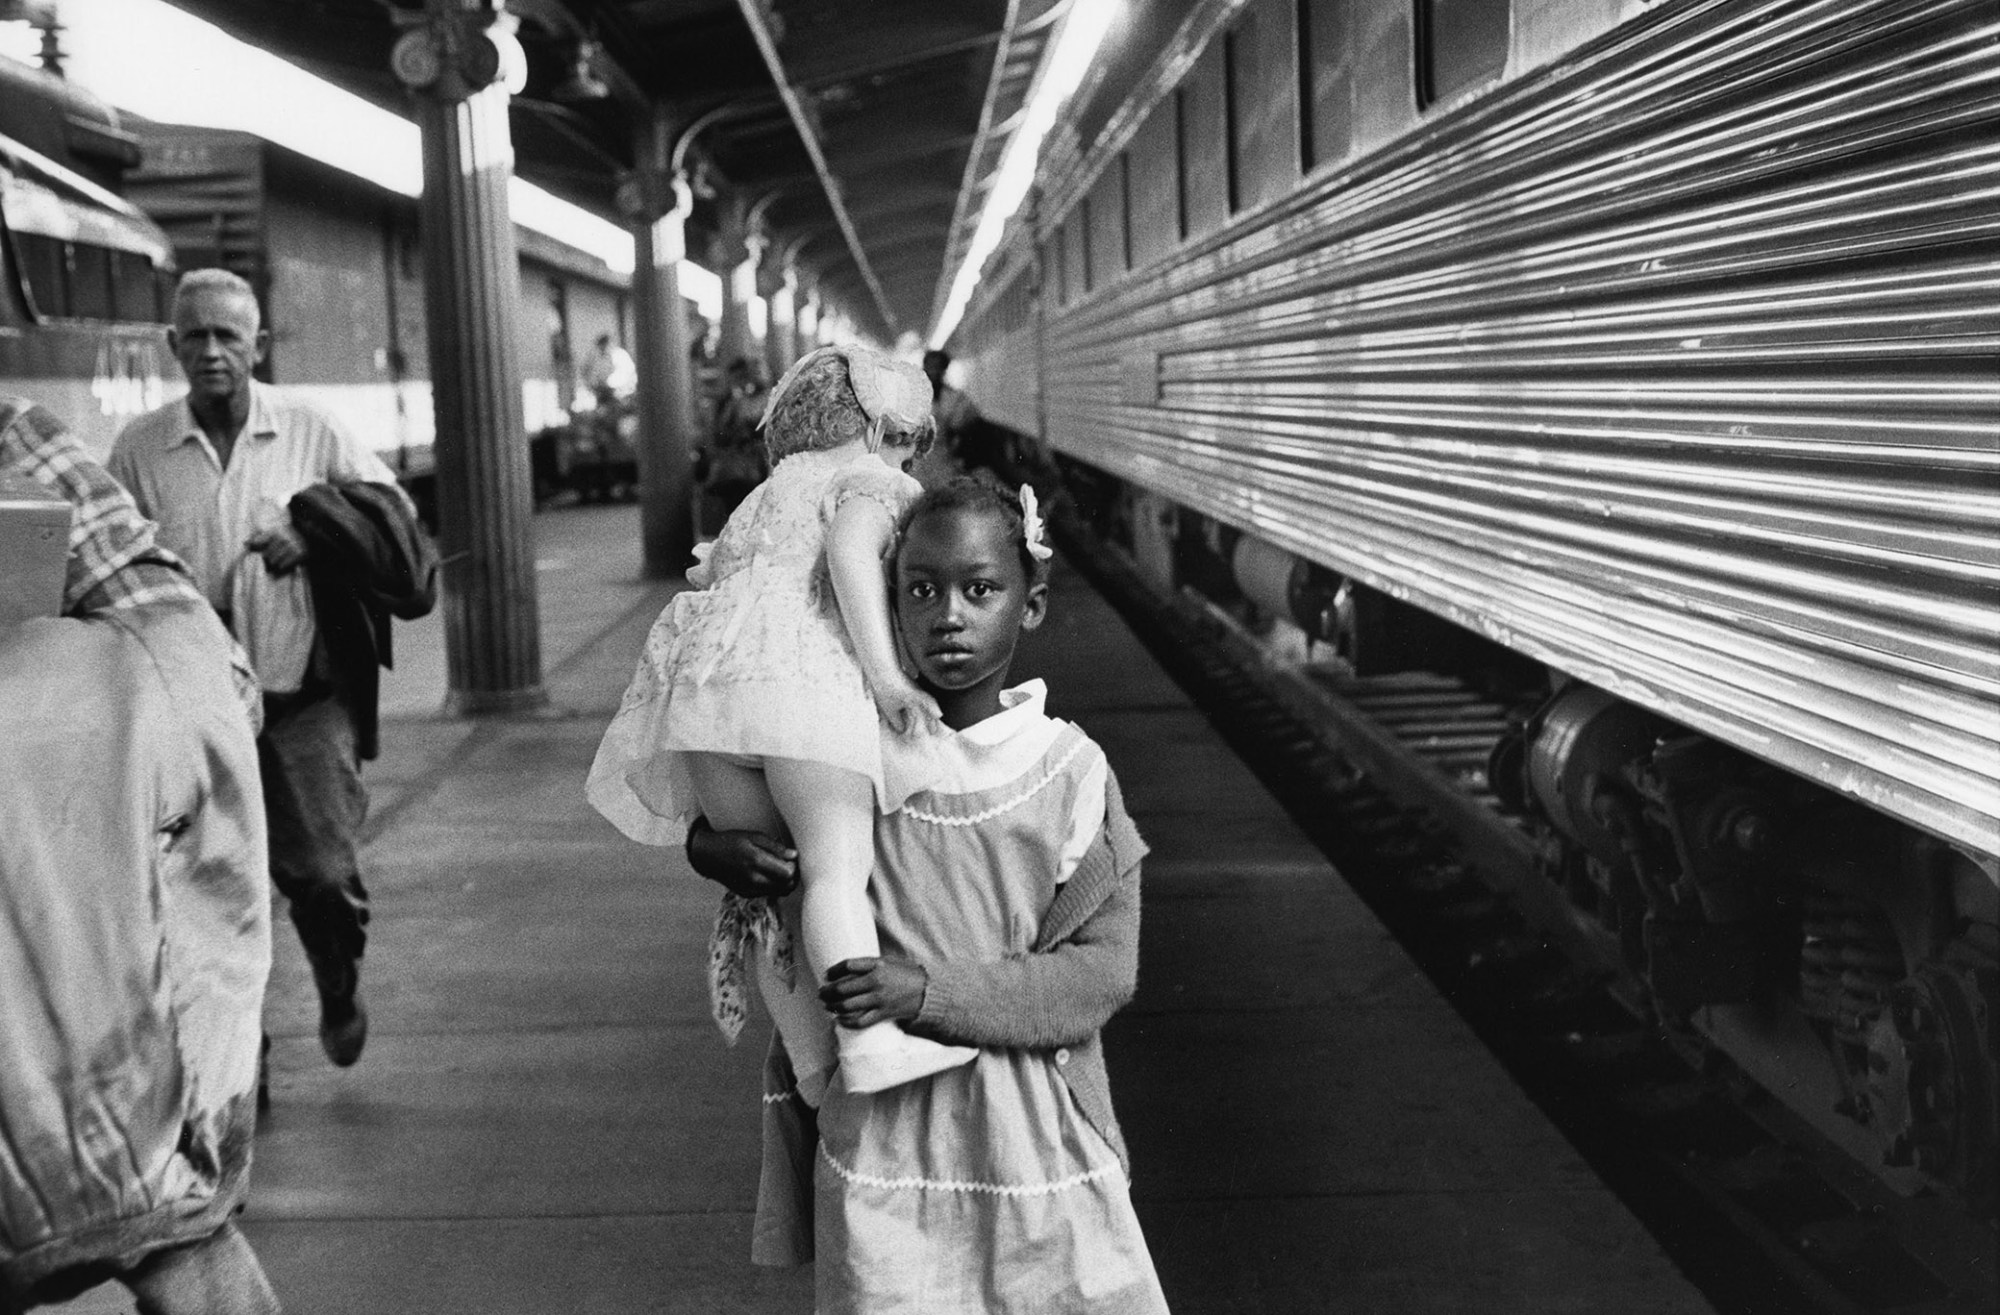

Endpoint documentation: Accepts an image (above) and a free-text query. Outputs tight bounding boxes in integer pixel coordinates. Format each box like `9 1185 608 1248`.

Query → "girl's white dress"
812 681 1168 1313
587 446 927 846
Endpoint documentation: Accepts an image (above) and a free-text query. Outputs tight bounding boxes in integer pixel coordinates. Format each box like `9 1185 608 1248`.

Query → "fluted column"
623 110 697 579
400 0 544 713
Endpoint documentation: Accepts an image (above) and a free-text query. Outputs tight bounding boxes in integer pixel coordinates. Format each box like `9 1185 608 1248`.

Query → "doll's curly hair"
761 350 935 462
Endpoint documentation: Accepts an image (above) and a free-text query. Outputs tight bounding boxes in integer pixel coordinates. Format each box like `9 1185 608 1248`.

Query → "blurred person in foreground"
111 268 430 1072
0 398 279 1314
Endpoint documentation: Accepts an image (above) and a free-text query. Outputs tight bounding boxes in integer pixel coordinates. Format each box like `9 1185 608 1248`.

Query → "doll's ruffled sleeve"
819 459 921 529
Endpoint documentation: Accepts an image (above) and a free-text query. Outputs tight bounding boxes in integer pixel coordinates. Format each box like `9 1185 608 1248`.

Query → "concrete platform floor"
49 503 1716 1314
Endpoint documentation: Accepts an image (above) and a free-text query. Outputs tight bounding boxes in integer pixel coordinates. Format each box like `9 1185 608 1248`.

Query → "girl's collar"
957 678 1047 745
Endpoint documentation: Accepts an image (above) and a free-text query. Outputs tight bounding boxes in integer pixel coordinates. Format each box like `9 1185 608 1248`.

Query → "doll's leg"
685 753 835 1101
764 758 976 1093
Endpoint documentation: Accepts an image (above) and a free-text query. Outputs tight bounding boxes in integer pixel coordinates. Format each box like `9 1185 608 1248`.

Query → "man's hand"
819 956 928 1029
686 817 798 898
247 525 308 575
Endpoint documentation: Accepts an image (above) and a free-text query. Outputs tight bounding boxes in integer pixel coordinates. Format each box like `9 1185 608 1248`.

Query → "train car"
122 121 634 509
950 0 1998 1213
0 56 175 455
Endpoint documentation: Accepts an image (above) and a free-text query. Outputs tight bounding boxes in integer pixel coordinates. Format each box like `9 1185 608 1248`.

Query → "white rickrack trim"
762 1090 796 1106
819 1141 1126 1197
900 737 1091 828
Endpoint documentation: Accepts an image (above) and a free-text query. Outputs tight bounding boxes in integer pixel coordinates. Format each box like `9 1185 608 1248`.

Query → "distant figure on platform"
689 477 1168 1311
921 348 992 478
111 268 429 1074
699 356 771 535
1 399 281 1314
588 344 976 1105
580 331 637 408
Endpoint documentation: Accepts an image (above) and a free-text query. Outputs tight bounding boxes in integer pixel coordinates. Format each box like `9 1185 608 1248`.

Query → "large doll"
588 345 973 1100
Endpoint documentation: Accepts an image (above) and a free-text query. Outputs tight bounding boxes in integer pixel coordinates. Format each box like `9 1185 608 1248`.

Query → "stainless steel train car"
0 56 175 455
1 53 636 503
950 0 1998 1212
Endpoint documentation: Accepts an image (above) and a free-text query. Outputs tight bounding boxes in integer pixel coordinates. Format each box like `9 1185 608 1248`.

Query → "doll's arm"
826 494 939 733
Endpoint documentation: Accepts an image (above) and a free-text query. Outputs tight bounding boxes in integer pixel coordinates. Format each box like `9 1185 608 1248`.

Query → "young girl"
697 478 1169 1312
587 344 975 1101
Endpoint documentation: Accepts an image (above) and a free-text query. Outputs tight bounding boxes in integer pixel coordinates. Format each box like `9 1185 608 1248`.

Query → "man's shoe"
309 951 368 1067
320 995 367 1067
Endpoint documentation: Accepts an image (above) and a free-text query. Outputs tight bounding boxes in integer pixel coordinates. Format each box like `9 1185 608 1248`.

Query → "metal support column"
714 198 753 368
398 0 545 713
623 111 697 579
764 253 796 382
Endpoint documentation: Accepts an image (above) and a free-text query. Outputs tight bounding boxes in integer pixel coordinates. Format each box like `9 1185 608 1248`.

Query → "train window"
1087 156 1130 288
111 250 163 323
10 231 67 317
1227 0 1302 213
1300 0 1354 169
1063 206 1089 299
1128 101 1181 268
1179 42 1230 239
64 242 116 321
1417 0 1511 107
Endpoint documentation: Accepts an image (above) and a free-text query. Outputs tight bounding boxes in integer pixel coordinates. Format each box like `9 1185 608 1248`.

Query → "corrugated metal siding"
1038 0 2000 855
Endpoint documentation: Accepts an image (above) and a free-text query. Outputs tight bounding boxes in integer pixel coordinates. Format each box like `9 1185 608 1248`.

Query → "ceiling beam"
734 0 901 337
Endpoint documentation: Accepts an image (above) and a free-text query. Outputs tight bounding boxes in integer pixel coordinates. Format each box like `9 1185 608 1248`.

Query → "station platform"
53 503 1717 1315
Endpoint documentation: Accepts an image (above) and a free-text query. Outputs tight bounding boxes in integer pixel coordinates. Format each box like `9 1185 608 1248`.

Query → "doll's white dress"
586 445 928 847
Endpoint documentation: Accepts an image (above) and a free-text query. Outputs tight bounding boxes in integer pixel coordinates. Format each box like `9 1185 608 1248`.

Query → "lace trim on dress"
898 735 1091 828
819 1141 1128 1197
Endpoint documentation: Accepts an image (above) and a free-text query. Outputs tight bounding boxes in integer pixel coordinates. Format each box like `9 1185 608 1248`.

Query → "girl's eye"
966 581 997 600
907 582 936 601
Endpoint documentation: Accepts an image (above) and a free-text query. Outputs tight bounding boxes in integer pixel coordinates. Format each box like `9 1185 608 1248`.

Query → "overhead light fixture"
551 38 608 102
930 0 1120 347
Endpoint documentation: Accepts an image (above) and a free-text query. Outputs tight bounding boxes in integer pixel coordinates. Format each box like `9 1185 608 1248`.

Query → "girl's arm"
827 494 939 733
820 842 1141 1049
913 869 1140 1048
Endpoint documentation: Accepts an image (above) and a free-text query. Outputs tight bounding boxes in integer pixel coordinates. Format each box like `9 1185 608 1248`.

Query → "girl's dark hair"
897 474 1049 584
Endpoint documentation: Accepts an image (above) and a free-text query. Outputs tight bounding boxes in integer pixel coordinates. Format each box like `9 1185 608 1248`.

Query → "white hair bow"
1019 485 1052 561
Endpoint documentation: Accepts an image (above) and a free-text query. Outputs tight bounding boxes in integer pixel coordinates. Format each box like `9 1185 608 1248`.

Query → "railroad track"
1057 524 1998 1315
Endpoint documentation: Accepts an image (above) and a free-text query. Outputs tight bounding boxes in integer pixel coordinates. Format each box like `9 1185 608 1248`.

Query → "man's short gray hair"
172 268 259 322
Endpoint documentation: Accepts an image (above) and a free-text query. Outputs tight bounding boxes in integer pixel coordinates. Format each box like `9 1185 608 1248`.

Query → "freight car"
123 120 634 512
950 0 1998 1213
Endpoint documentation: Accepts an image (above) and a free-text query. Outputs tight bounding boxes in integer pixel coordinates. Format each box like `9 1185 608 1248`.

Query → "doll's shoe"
839 1025 977 1094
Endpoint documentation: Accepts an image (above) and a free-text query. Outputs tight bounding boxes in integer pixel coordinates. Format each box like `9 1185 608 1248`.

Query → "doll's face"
874 426 924 474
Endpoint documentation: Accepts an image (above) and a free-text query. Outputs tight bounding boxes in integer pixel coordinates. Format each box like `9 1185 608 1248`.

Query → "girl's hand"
685 817 799 897
820 957 928 1029
872 675 942 736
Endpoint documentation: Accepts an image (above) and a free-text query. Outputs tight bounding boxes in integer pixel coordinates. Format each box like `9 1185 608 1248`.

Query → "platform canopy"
157 0 1085 345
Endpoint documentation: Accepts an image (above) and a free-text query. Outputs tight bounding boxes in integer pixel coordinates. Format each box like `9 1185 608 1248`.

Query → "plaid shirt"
1 397 261 724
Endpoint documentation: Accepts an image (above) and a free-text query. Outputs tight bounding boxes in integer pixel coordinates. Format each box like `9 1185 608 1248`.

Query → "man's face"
170 289 265 406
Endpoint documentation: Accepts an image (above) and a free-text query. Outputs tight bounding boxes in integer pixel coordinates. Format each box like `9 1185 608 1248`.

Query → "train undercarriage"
1051 452 1998 1220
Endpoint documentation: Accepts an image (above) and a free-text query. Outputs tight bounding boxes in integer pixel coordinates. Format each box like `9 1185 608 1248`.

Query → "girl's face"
894 506 1047 729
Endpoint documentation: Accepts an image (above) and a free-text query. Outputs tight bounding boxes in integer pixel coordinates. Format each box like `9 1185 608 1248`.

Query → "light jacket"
752 771 1148 1266
0 599 270 1307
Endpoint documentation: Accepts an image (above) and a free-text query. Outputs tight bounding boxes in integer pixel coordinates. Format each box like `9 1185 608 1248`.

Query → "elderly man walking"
111 268 414 1071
